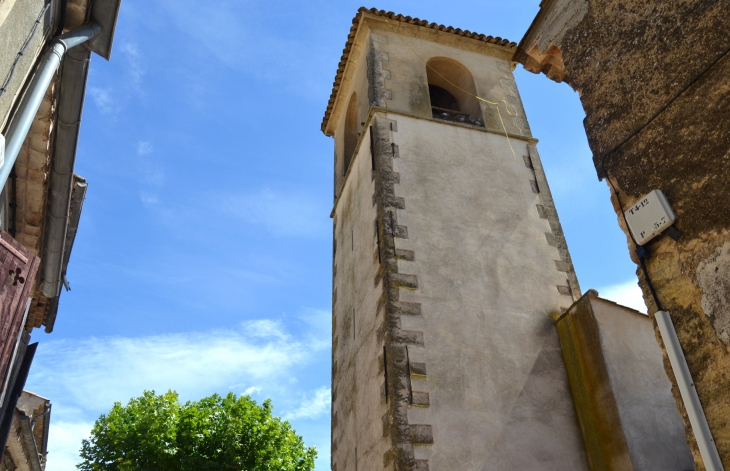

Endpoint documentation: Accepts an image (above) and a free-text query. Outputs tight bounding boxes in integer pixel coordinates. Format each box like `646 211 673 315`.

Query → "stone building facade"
0 0 120 465
516 1 730 468
1 391 51 471
323 8 693 470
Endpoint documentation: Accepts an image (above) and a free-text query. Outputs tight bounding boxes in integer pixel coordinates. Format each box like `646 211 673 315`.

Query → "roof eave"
321 7 518 135
86 0 122 60
517 0 556 51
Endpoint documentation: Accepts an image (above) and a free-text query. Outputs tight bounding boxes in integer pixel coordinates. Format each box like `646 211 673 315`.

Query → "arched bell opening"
426 57 484 127
343 92 358 174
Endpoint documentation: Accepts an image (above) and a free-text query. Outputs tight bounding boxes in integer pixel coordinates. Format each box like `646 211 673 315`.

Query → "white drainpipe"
0 22 101 191
655 310 725 471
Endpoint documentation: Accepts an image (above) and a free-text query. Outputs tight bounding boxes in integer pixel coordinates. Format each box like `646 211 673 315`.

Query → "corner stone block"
409 424 434 444
392 301 421 316
398 330 425 346
412 391 430 406
391 273 418 289
410 362 427 376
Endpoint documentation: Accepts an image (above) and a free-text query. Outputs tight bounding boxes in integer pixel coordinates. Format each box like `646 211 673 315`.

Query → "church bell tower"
323 8 587 470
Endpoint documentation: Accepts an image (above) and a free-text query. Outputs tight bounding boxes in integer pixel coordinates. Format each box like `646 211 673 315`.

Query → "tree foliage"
78 391 317 471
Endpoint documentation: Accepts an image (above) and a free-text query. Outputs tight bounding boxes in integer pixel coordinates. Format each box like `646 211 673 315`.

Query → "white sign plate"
625 189 677 245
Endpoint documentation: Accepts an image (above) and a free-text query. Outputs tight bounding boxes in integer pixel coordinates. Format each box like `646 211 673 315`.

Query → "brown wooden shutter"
0 230 40 391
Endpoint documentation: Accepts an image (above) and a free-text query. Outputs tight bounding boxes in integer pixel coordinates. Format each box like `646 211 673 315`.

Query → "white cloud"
299 308 330 332
152 0 330 98
137 140 153 155
136 187 328 239
27 316 330 471
139 191 161 207
88 43 146 117
596 279 647 313
217 189 329 238
298 308 332 351
139 162 165 187
134 140 166 187
88 86 117 115
45 421 95 471
121 42 145 89
285 387 330 420
31 320 317 412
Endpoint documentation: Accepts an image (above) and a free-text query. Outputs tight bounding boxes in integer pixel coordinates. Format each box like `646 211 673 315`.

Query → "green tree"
78 391 317 471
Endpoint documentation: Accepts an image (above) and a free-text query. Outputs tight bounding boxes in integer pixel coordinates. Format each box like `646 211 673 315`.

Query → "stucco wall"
333 20 535 201
386 112 587 469
331 124 390 471
0 0 55 131
516 1 730 467
330 14 591 468
331 110 588 470
333 25 372 199
367 22 531 139
592 297 694 471
554 293 694 470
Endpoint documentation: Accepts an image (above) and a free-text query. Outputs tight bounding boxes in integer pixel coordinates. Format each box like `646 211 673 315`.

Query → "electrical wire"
0 2 52 100
598 42 730 178
383 17 519 160
383 14 730 312
54 0 68 37
597 40 730 313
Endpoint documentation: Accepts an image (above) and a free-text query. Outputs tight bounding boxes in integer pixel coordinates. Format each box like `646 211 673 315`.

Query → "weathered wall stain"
517 0 730 467
697 241 730 346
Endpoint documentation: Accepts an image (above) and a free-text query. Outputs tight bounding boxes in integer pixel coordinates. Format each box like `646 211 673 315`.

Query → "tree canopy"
78 390 317 471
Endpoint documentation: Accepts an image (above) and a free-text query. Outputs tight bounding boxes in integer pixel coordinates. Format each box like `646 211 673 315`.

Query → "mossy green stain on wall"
553 296 634 471
408 79 431 118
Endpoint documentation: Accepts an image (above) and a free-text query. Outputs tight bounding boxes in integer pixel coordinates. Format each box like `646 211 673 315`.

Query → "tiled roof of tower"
321 7 518 133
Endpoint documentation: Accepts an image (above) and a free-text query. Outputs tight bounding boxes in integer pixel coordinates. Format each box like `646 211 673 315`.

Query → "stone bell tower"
323 8 587 470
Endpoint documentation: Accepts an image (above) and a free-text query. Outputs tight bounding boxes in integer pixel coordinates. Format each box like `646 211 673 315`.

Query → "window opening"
429 85 460 112
343 93 358 175
426 57 484 127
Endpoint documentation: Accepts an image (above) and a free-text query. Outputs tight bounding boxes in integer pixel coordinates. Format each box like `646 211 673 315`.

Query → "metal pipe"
18 412 43 471
655 310 725 471
29 404 51 429
41 45 91 298
44 176 87 329
0 22 101 192
38 402 51 464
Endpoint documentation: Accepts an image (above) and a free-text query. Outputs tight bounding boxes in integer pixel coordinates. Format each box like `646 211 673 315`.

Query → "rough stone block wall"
517 0 730 467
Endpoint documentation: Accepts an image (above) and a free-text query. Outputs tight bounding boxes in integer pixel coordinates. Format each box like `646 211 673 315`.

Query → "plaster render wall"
330 19 532 186
330 17 585 470
0 0 54 131
332 126 390 471
592 298 694 471
333 33 371 199
387 113 588 469
367 23 532 139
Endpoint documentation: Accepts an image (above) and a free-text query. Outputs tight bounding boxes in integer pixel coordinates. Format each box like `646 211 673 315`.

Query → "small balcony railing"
431 106 483 127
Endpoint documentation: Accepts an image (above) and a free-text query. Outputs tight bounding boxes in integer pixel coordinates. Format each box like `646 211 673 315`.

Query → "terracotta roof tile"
321 7 517 133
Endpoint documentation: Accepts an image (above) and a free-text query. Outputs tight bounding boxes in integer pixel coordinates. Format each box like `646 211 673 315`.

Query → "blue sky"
24 1 644 469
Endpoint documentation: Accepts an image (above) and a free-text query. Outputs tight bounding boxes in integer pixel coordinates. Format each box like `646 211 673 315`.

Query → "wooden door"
0 231 40 392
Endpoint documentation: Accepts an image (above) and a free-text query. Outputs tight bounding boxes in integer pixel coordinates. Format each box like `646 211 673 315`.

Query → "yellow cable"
383 17 518 160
